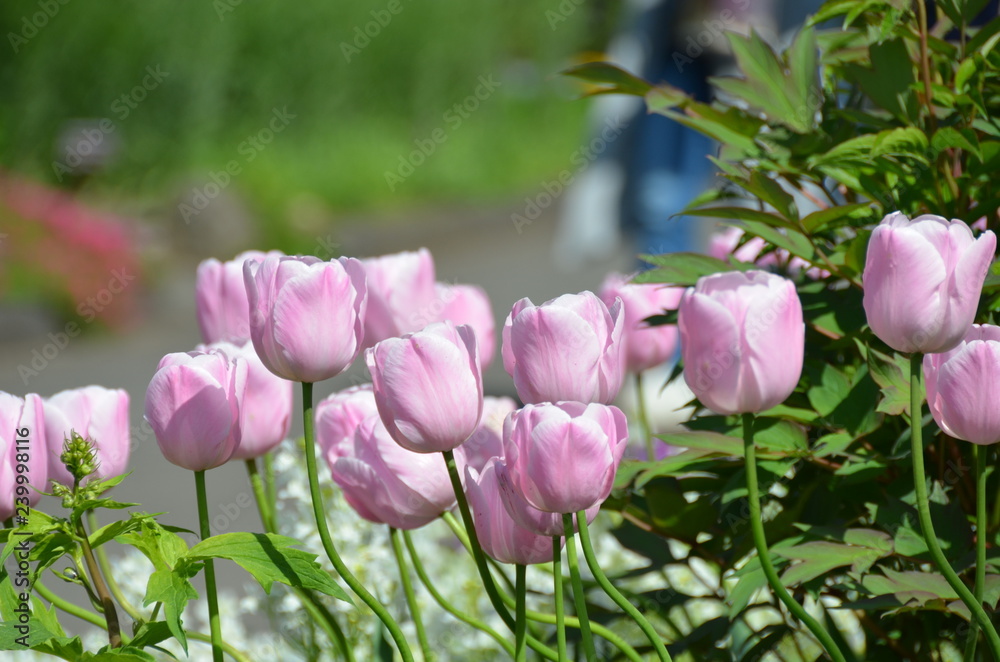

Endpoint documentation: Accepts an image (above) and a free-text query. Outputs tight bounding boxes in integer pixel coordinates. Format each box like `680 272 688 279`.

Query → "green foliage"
569 0 1000 657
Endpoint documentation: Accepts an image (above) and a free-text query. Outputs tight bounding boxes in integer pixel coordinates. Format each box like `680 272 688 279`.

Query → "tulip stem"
553 537 567 661
194 470 224 662
908 355 1000 659
262 452 279 527
441 451 559 661
742 413 847 662
300 382 414 662
576 512 672 661
515 564 528 662
965 445 989 662
636 371 656 461
402 529 516 657
390 527 433 661
244 459 355 662
564 513 597 662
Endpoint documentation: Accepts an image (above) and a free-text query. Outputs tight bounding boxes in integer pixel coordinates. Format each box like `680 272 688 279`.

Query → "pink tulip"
435 283 496 371
455 396 516 479
678 270 804 415
0 393 48 520
465 459 559 565
315 384 380 469
502 292 624 405
145 347 248 471
495 460 599 536
367 322 483 453
196 250 283 344
328 414 455 530
924 324 1000 445
361 248 436 348
244 255 367 383
200 342 292 461
599 272 683 373
43 386 130 486
863 212 996 353
502 402 628 514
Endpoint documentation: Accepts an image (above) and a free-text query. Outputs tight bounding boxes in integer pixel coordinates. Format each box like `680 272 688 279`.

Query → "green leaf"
184 532 352 604
560 62 652 96
88 647 160 661
776 540 890 586
143 568 199 652
867 345 912 416
127 620 174 650
725 220 814 262
89 512 158 549
116 519 189 572
680 206 799 231
931 126 983 161
635 252 751 287
801 202 875 233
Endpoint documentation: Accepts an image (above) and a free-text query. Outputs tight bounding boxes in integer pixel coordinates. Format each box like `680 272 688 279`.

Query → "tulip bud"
502 402 628 515
329 414 455 530
435 283 496 371
678 270 804 415
502 291 624 405
196 250 283 345
924 324 1000 445
465 459 560 565
495 460 599 537
367 321 483 453
599 272 683 373
199 342 292 461
863 212 996 354
0 393 48 520
43 385 130 487
244 255 367 383
361 248 437 349
144 347 248 471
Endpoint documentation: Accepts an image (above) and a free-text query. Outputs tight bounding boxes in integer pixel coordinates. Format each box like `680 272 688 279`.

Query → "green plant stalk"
73 486 122 648
243 459 355 662
441 511 643 662
262 452 278 526
441 450 559 661
908 355 1000 658
515 564 527 662
576 512 672 661
390 527 433 661
402 529 515 657
564 513 597 662
88 510 147 625
964 443 990 662
300 382 414 662
553 537 566 661
742 413 847 662
195 470 225 662
636 371 656 461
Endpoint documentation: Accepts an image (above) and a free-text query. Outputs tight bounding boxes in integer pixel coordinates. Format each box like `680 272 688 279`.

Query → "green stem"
244 458 354 662
743 413 847 662
35 580 109 630
576 513 672 661
441 450 558 661
301 382 414 662
964 443 990 662
553 537 567 661
402 529 515 657
246 458 276 532
195 470 224 662
564 513 597 662
515 564 527 662
88 511 148 626
390 527 433 661
441 511 643 662
636 372 656 462
76 514 122 648
909 355 1000 659
262 452 278 528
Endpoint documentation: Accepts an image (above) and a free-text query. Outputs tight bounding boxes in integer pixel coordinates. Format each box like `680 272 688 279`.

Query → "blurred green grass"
0 1 612 248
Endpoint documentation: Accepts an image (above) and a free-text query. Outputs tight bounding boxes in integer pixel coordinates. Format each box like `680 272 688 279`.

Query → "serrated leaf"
184 532 352 604
90 513 157 549
88 647 159 661
867 345 913 415
143 568 198 652
116 520 189 572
